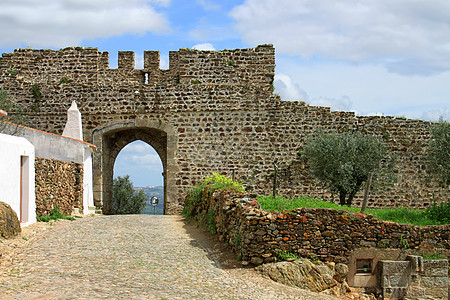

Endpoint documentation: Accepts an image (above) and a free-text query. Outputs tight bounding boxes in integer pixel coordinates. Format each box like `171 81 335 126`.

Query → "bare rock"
334 263 349 282
0 202 21 239
256 258 339 292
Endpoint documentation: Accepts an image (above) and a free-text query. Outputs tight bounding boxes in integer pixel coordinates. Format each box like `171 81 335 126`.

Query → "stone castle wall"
35 158 83 216
0 45 447 212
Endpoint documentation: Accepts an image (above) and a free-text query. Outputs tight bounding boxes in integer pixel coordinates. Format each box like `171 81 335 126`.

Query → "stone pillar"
62 101 83 141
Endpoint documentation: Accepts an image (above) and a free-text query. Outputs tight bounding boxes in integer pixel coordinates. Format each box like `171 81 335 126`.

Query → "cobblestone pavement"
0 215 339 299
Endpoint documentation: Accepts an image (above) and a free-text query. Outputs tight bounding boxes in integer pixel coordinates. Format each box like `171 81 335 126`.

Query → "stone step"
73 207 102 216
87 206 102 215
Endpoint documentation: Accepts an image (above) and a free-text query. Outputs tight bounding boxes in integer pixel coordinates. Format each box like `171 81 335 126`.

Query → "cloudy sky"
1 0 449 186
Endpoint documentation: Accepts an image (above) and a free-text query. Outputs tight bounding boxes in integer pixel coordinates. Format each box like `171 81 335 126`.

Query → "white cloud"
274 73 308 101
275 73 353 112
400 106 450 122
421 107 450 122
192 43 216 51
230 0 450 75
0 0 171 48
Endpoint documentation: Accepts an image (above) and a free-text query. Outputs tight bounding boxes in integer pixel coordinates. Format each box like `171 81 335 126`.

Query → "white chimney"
62 101 83 141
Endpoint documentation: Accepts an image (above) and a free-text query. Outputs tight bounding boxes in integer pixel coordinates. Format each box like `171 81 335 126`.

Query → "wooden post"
273 163 278 199
361 172 373 214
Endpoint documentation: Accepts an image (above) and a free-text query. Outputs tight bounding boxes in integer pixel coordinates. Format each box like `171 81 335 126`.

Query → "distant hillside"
135 186 164 215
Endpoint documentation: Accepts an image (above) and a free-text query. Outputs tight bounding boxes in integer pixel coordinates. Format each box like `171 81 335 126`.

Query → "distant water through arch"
113 140 164 215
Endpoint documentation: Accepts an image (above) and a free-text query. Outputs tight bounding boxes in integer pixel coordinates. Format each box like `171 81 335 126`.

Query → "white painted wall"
83 147 94 214
0 133 36 226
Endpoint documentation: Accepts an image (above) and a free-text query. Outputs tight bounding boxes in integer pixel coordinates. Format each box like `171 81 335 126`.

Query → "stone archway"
92 120 179 214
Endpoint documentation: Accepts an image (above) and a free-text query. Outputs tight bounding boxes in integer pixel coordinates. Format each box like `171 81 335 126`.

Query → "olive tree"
427 118 449 186
112 175 147 214
304 131 394 206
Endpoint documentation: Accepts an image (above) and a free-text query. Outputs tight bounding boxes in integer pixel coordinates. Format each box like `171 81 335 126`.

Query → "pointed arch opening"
113 140 164 214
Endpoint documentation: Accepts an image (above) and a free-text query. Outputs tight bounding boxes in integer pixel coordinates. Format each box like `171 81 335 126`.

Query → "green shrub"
182 173 244 228
425 201 450 224
37 206 75 222
205 209 217 234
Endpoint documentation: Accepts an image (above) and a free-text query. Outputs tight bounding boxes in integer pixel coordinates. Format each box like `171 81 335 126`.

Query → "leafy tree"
427 118 449 186
304 131 394 206
112 175 147 214
0 87 25 133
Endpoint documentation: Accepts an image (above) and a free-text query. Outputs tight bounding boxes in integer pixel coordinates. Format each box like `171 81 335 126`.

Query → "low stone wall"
190 190 450 266
35 158 83 216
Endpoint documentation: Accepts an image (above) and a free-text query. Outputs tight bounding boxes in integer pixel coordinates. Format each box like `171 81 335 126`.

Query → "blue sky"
1 0 450 186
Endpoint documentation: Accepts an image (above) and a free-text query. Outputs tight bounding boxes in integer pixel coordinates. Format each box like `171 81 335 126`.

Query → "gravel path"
0 215 339 299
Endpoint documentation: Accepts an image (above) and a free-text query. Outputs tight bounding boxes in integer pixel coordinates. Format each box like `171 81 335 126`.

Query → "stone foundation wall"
35 158 83 216
190 190 449 266
421 260 449 299
379 257 448 299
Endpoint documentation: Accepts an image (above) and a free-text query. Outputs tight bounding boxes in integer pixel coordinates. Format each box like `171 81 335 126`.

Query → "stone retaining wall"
35 158 83 216
190 190 450 266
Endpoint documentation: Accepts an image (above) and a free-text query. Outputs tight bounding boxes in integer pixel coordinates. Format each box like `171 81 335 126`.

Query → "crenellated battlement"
0 45 275 88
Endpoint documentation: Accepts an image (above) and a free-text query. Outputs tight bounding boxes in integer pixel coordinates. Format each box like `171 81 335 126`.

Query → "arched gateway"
92 120 178 214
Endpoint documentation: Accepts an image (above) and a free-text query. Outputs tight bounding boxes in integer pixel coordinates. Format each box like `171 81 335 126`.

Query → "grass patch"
275 250 298 261
421 252 447 260
37 207 75 222
367 207 438 226
258 195 448 226
258 195 356 212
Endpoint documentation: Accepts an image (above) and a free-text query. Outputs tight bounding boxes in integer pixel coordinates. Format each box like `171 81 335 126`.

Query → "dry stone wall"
0 45 448 212
192 190 450 266
35 158 83 216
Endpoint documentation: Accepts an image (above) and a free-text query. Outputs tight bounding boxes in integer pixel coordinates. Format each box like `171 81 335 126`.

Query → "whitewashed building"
0 101 96 225
0 133 36 226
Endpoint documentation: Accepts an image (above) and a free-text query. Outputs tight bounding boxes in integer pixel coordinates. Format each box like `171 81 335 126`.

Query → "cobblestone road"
0 215 339 299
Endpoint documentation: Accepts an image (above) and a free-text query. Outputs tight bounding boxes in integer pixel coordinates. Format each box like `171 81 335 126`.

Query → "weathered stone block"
389 275 410 287
0 202 21 238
